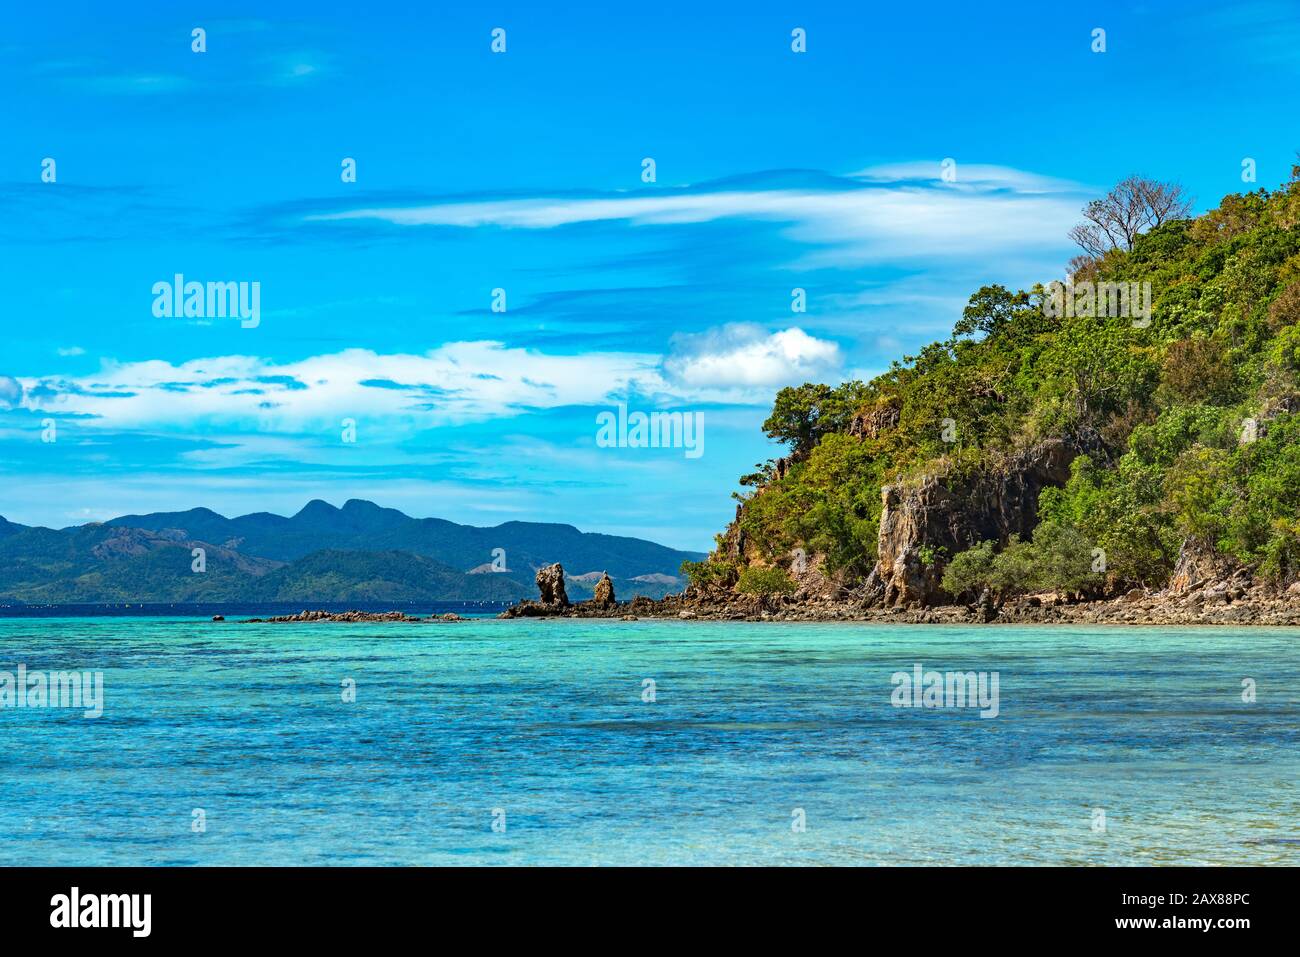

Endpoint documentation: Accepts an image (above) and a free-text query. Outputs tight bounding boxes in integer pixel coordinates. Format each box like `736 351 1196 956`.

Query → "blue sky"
2 0 1298 550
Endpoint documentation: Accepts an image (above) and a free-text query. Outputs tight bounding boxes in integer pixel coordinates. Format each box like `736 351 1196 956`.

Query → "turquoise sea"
1 616 1296 866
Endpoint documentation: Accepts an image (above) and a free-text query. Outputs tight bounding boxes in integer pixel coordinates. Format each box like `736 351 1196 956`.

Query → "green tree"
952 285 1030 340
762 381 867 455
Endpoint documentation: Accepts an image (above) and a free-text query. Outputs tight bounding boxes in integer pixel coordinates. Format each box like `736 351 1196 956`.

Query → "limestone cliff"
865 439 1079 607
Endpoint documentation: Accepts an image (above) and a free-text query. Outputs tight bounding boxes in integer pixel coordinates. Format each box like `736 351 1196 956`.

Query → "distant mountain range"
0 500 703 603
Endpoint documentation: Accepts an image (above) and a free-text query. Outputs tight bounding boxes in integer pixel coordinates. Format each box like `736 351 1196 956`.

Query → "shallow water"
1 617 1296 865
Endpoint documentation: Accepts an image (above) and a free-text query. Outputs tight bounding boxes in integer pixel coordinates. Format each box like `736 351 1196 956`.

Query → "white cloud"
13 327 844 434
664 325 841 388
15 343 661 432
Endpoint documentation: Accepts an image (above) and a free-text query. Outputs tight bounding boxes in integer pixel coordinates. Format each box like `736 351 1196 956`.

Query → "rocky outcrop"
868 439 1078 607
848 402 901 441
721 502 747 561
1165 539 1246 595
592 572 615 606
501 562 614 618
535 563 569 606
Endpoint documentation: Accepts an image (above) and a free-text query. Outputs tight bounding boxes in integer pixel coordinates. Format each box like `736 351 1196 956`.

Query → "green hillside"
104 498 700 578
245 550 531 603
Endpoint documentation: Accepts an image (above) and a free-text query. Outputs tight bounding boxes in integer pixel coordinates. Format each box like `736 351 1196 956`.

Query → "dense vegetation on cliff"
686 168 1300 601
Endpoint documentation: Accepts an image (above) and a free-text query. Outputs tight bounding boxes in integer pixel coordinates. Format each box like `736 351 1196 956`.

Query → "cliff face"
865 439 1078 607
715 436 1082 608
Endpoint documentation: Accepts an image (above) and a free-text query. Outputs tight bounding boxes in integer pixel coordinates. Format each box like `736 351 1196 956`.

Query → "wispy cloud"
301 165 1087 268
262 51 329 84
32 56 192 95
849 161 1088 194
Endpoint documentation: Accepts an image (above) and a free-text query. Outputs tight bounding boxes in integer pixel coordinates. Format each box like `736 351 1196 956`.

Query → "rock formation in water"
536 563 570 606
592 572 615 606
500 563 638 618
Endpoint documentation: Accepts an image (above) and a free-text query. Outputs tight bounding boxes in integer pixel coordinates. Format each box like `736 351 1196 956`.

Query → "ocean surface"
1 615 1296 866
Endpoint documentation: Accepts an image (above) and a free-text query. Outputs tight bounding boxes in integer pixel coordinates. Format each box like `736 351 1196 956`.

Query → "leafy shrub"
1028 521 1101 594
1160 337 1235 404
942 524 1103 601
735 566 797 596
941 541 996 599
989 537 1037 597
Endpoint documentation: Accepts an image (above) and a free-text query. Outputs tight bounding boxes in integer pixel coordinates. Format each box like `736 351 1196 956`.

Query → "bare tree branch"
1067 222 1110 260
1133 177 1193 230
1069 176 1193 259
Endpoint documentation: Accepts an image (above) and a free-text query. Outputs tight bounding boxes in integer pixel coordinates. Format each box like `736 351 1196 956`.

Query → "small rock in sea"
592 572 616 607
439 613 462 621
677 610 697 620
621 614 638 621
211 615 225 622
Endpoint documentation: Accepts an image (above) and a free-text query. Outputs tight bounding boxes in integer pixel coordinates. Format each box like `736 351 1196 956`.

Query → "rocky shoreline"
225 562 1300 627
498 563 1300 626
236 610 465 624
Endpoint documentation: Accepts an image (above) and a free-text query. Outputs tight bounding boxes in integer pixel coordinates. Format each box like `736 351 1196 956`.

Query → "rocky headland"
498 448 1300 631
